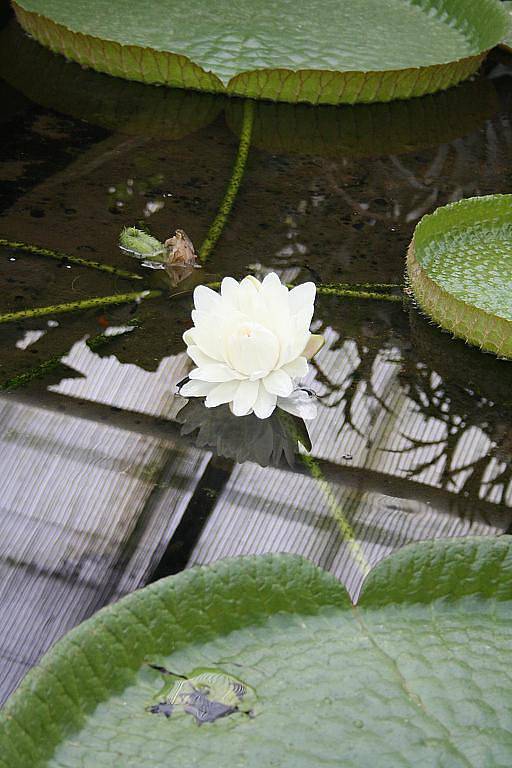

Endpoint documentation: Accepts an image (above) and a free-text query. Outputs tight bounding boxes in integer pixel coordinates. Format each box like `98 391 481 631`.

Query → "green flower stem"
300 452 370 579
319 282 401 291
0 237 142 280
199 99 255 264
316 285 403 302
0 290 161 325
0 334 113 392
182 280 407 303
203 281 402 302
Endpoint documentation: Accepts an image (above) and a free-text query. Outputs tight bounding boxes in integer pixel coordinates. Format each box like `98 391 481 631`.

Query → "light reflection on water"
0 15 511 701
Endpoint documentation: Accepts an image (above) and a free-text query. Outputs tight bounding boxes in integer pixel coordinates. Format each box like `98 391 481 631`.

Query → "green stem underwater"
0 237 142 281
198 99 255 264
0 290 161 325
319 282 401 291
315 286 403 302
300 452 370 579
176 281 403 303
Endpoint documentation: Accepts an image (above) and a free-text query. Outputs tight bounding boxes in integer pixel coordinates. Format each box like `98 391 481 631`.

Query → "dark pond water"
0 15 511 703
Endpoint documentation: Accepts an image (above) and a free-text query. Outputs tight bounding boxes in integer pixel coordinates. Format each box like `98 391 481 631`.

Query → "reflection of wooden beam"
3 388 510 526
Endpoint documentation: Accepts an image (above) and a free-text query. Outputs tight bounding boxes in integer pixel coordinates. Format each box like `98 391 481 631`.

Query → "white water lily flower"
180 273 324 419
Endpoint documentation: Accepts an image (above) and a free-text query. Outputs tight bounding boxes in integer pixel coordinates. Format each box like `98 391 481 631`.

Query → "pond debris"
119 226 200 286
147 665 255 725
164 229 197 266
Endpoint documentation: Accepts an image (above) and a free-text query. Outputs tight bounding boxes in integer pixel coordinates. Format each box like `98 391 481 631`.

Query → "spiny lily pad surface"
12 0 509 104
407 194 512 359
1 537 512 767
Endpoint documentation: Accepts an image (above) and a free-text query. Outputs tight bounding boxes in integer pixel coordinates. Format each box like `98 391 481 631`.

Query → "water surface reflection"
0 19 511 703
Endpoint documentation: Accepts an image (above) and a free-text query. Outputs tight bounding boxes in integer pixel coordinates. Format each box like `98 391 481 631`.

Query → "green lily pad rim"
1 536 511 767
407 194 512 359
11 0 509 104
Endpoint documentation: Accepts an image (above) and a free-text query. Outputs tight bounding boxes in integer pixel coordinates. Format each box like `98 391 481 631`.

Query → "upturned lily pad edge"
1 536 512 768
11 0 503 104
407 194 512 360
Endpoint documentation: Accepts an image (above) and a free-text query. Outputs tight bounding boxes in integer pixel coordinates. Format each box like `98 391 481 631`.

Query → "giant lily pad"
1 537 512 766
12 0 509 104
407 194 512 359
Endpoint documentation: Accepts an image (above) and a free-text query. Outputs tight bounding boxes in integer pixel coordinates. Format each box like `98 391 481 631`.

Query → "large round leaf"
407 194 512 359
1 537 512 766
12 0 509 104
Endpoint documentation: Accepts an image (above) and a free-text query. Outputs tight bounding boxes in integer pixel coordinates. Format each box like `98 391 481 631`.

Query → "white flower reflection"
180 273 323 419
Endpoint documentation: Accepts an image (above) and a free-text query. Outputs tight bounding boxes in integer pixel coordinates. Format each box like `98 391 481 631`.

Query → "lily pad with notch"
1 537 512 767
11 0 510 104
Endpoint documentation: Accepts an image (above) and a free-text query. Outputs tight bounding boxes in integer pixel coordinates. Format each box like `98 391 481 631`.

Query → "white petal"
263 369 294 397
262 276 290 336
232 379 259 416
281 330 310 366
240 275 261 291
189 364 242 382
293 305 314 334
183 328 196 346
236 279 267 324
220 276 240 308
226 321 280 376
288 282 316 315
179 379 216 398
282 356 308 379
190 315 225 362
186 345 217 368
278 391 317 420
261 272 288 297
253 383 277 419
302 334 324 360
205 380 240 408
193 284 221 312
